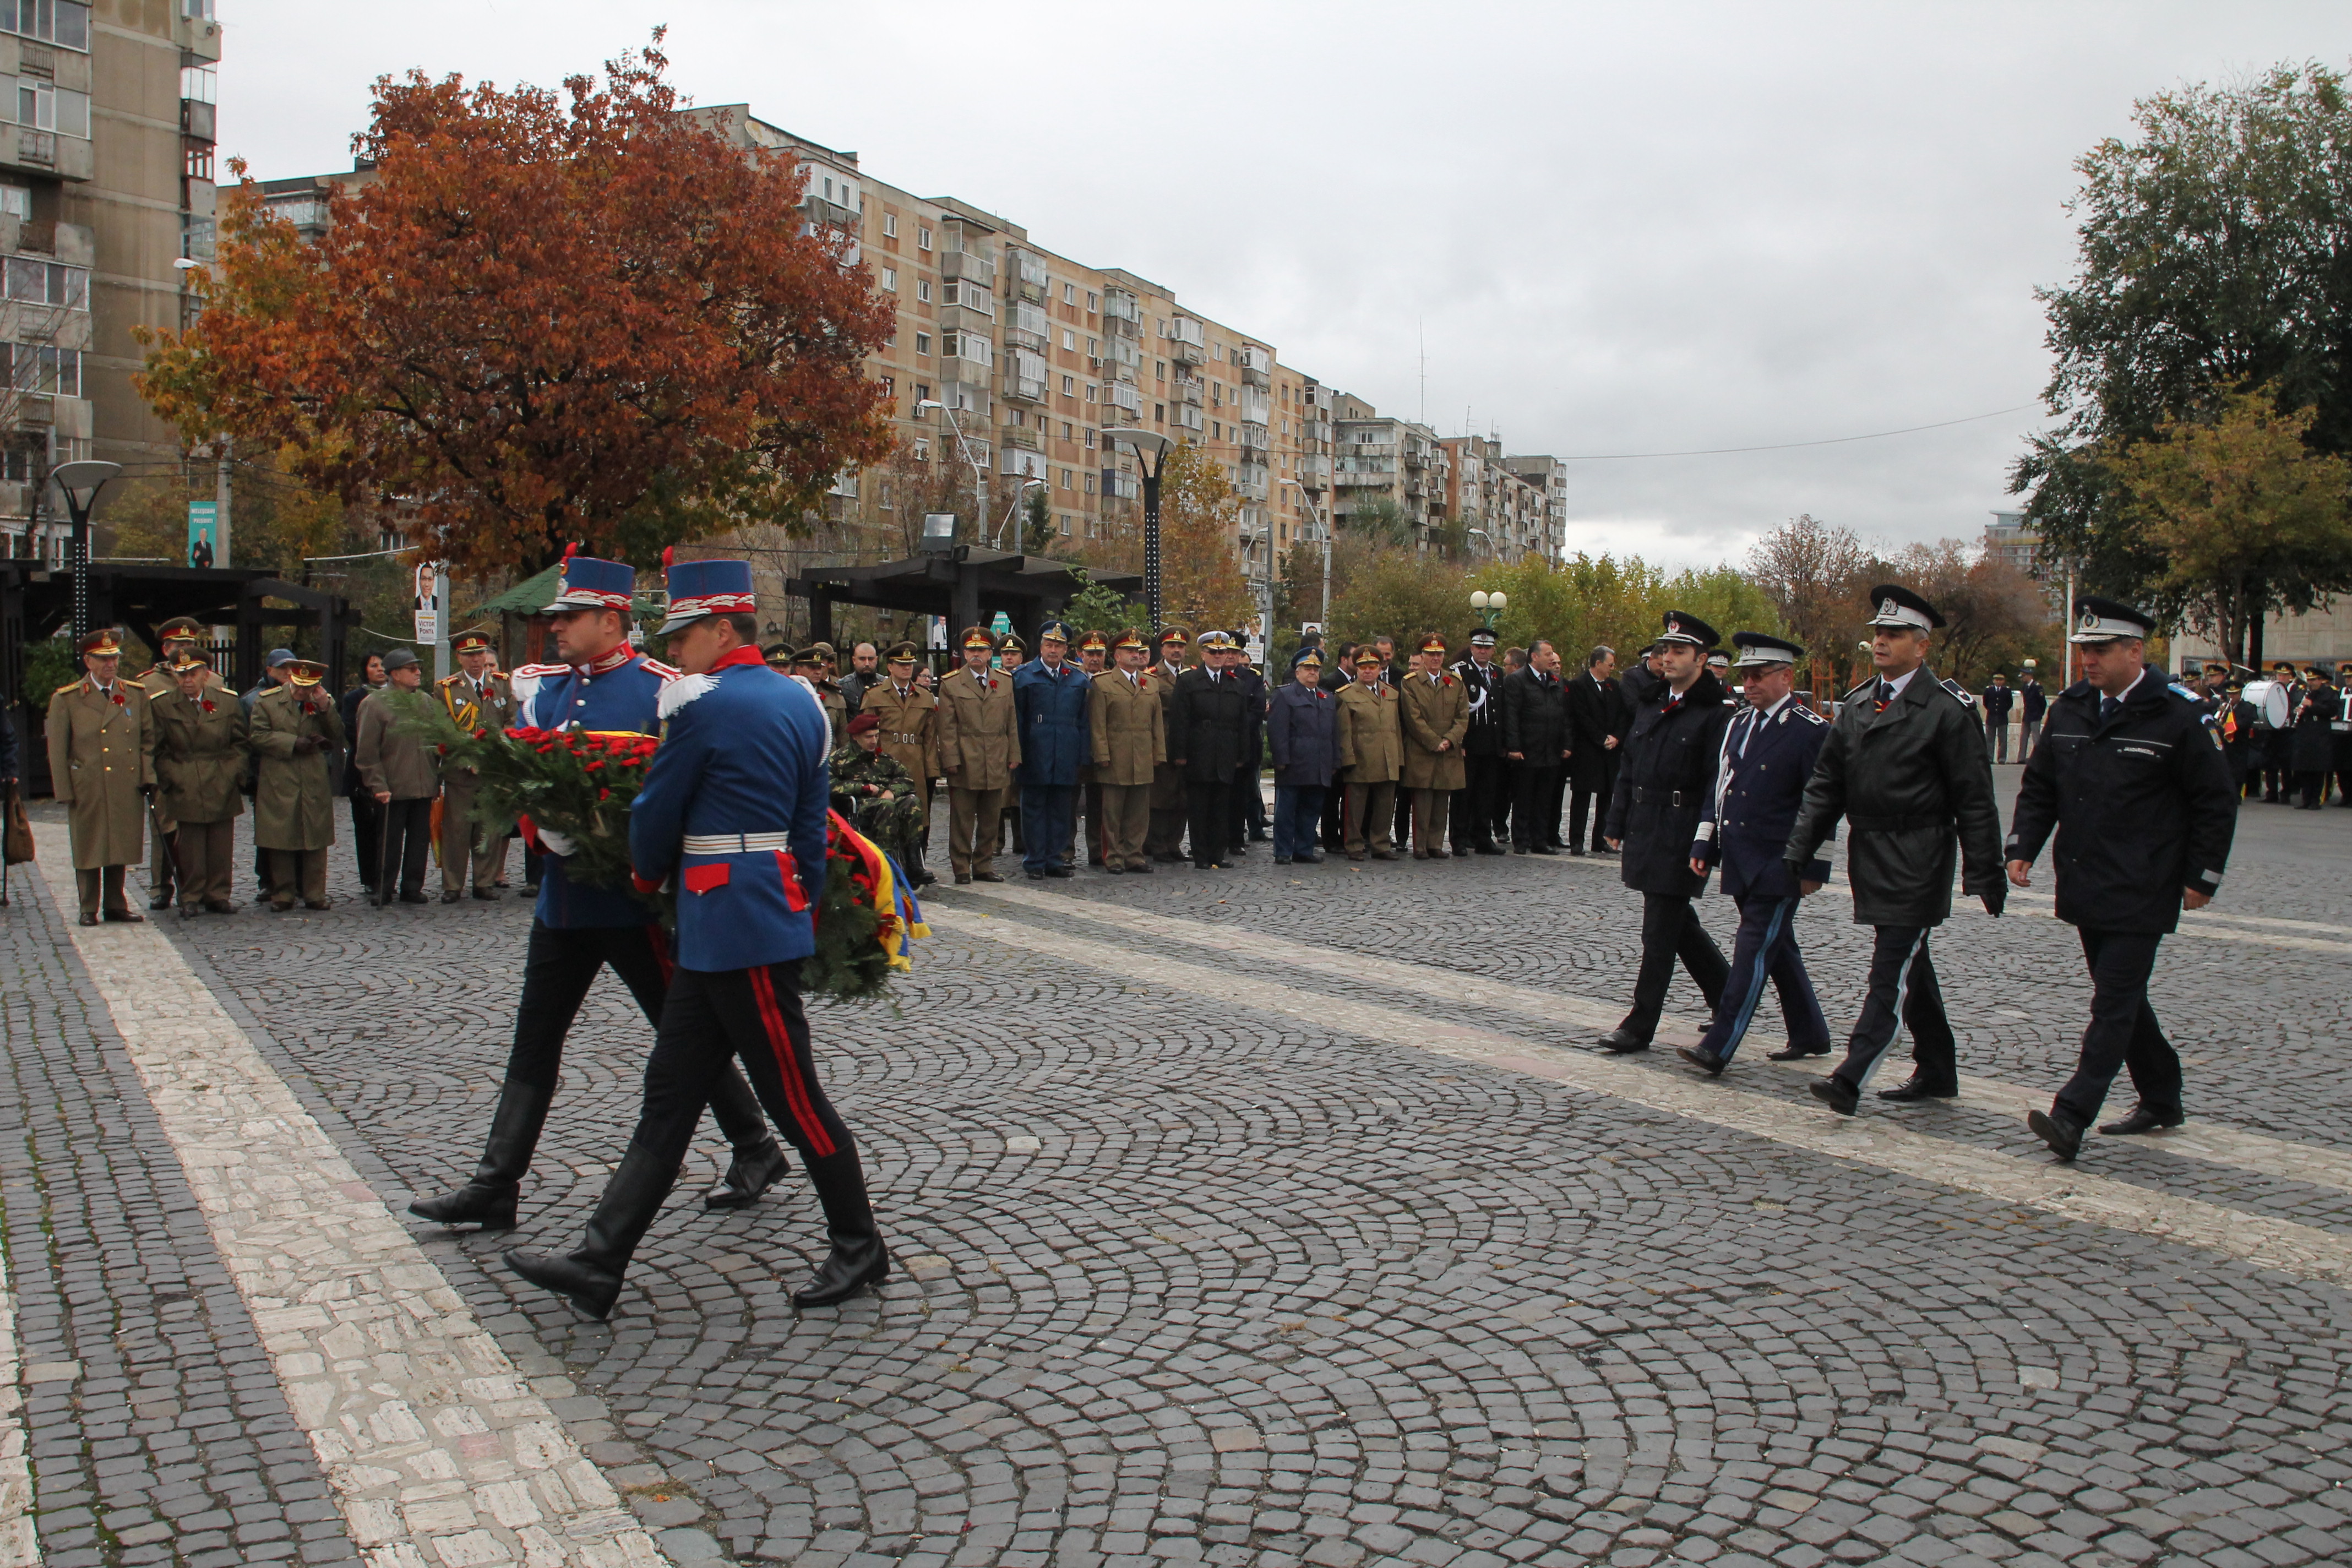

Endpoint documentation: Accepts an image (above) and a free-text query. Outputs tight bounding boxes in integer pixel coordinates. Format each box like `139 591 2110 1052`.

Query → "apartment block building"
0 0 221 559
1502 454 1567 560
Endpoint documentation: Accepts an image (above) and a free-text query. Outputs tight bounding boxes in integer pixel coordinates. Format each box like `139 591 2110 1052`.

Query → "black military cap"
1656 611 1719 648
1865 584 1945 631
1730 631 1803 667
2068 595 2154 644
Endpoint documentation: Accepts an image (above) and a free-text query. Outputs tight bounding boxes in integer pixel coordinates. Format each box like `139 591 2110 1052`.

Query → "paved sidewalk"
1 790 2349 1566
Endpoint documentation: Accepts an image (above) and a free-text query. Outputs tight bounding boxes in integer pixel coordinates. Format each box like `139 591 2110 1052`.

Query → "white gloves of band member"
536 827 576 857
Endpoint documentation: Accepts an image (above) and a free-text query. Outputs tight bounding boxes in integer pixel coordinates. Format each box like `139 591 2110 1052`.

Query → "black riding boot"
409 1079 554 1228
702 1066 791 1208
503 1141 679 1320
793 1148 890 1308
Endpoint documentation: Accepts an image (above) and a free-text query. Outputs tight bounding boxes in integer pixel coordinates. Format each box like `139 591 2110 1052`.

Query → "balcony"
181 99 216 142
1101 467 1140 501
1235 422 1269 452
1235 345 1272 386
1333 470 1389 488
4 128 91 182
801 195 858 231
1001 425 1043 453
1003 373 1048 405
1236 463 1270 501
1103 289 1142 324
1105 382 1141 416
1239 386 1271 425
1302 420 1332 444
1296 454 1331 488
1175 404 1204 432
1402 447 1429 469
1174 378 1203 407
939 246 996 288
1002 449 1049 480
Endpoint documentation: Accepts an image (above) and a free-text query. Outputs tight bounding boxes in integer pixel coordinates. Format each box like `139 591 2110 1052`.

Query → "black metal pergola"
786 547 1143 652
2 562 355 795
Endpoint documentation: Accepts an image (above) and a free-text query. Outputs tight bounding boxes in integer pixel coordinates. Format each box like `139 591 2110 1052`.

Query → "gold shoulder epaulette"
53 678 82 695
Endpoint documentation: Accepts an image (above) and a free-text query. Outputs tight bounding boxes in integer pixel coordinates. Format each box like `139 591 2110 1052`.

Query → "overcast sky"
220 1 2352 570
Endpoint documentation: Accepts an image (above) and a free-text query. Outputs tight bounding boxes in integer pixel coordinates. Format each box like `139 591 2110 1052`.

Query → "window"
1084 428 1097 448
1059 513 1071 535
0 186 26 220
884 323 897 349
879 375 895 402
880 266 897 292
1061 469 1073 490
1155 360 1166 379
1062 422 1074 440
1061 375 1074 396
1062 329 1076 351
15 81 90 137
915 332 932 356
180 64 217 104
1085 384 1096 402
913 437 930 460
1085 473 1097 495
918 225 933 251
0 1 91 50
882 213 897 238
7 342 80 395
1087 337 1098 357
1063 282 1076 305
1212 422 1221 441
1086 291 1099 312
4 258 84 307
916 279 932 303
1155 403 1164 422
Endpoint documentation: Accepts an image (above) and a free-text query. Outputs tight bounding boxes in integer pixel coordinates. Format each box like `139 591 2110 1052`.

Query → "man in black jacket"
1785 585 2005 1115
1980 672 2015 761
1225 637 1270 851
1598 613 1733 1052
1449 629 1508 856
1501 641 1573 853
2007 597 2237 1159
1169 630 1250 869
1565 644 1629 857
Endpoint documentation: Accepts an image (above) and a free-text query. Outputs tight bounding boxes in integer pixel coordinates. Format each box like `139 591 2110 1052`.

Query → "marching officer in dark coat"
2290 672 2341 808
2008 597 2238 1159
1598 613 1733 1052
1679 633 1834 1074
1449 628 1509 856
1786 584 2005 1115
1169 629 1251 869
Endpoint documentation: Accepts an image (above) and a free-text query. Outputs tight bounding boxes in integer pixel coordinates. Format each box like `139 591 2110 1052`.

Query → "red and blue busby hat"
542 545 636 614
659 553 756 635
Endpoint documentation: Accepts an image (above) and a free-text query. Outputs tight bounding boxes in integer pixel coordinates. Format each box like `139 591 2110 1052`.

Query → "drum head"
2244 679 2291 727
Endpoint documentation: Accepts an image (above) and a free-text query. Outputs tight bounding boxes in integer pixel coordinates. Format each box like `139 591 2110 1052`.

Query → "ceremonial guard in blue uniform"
1679 633 1834 1075
1012 618 1093 880
507 560 888 1319
410 554 789 1231
2007 597 2237 1159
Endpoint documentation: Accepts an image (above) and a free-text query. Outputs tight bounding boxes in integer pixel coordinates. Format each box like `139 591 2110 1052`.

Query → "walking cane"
375 796 394 907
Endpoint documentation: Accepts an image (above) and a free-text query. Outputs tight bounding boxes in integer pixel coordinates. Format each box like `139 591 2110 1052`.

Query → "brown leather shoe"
102 908 145 923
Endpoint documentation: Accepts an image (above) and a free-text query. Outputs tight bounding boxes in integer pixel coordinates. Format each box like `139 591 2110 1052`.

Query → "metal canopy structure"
785 547 1143 650
2 562 356 794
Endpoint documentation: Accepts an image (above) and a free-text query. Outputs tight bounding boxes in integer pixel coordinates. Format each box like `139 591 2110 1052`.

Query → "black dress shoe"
1765 1043 1831 1061
399 890 431 905
1810 1077 1860 1116
410 1183 520 1229
504 1249 625 1320
1568 846 1587 857
1676 1045 1729 1076
78 912 98 927
473 887 500 900
2028 1109 2084 1161
1128 862 1154 874
704 1139 792 1210
1027 868 1047 880
1452 847 1474 858
2099 1103 2185 1136
102 908 145 923
1529 845 1560 856
973 870 1004 882
1877 1077 1959 1103
1044 864 1074 878
1594 1028 1649 1054
954 873 973 885
792 1236 889 1308
204 899 238 914
1474 843 1505 856
441 889 463 904
148 893 174 911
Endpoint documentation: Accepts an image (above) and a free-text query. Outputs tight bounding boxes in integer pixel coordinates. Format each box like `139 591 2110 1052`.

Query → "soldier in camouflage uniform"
830 712 929 878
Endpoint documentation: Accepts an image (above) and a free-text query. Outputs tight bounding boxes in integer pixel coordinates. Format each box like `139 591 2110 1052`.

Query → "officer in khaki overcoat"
859 641 940 854
791 644 849 745
1397 631 1470 859
1334 646 1405 861
46 628 156 923
150 651 248 916
934 626 1021 884
249 657 345 911
1089 627 1166 873
1146 627 1191 862
434 628 516 901
133 616 226 907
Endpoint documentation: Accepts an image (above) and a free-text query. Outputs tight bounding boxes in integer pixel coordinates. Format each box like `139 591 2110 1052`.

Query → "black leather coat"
1784 667 2002 927
1605 670 1733 897
1565 671 1630 791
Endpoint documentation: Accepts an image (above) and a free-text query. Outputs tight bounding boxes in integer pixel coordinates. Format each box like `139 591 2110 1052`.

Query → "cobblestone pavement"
2 775 2350 1568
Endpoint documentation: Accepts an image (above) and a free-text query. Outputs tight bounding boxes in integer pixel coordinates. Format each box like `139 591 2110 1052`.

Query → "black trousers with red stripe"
627 958 855 1175
507 920 772 1152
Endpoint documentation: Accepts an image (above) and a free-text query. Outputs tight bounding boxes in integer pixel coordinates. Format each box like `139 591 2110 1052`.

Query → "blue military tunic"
628 650 832 973
1694 695 1833 895
1012 658 1094 785
509 646 679 929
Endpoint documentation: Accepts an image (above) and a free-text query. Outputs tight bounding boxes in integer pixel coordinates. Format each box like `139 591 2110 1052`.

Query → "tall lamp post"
914 398 988 546
53 460 123 646
996 475 1046 551
1103 427 1173 631
1280 478 1333 630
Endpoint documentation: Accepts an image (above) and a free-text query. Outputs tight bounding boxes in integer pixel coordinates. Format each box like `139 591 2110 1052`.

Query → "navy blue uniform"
1690 696 1834 1063
1013 657 1093 876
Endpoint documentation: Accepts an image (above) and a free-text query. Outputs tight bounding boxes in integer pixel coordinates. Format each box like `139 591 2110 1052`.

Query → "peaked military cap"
1656 610 1719 648
155 616 206 643
450 627 496 655
1730 631 1803 667
2068 595 2154 644
885 641 919 664
1865 584 1944 631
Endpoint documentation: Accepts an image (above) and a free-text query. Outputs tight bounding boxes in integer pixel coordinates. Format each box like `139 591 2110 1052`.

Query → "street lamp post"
914 398 988 546
1102 427 1173 631
53 460 123 646
997 476 1046 551
1280 478 1332 629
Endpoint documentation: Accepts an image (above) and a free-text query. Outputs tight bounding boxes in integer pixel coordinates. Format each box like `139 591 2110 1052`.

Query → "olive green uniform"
134 660 225 903
250 684 345 908
829 741 927 875
150 686 248 910
45 675 156 917
435 669 517 894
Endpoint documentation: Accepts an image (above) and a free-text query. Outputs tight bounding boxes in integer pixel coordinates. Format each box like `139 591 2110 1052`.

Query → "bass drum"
2241 678 2292 728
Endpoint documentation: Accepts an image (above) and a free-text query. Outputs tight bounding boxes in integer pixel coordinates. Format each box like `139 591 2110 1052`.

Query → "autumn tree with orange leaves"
135 35 895 576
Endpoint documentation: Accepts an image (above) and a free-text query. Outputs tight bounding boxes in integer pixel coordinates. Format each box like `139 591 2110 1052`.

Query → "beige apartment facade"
0 0 217 559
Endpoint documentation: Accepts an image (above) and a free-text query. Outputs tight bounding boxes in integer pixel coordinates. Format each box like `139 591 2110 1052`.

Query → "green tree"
2100 382 2352 667
1157 440 1253 633
2013 63 2352 598
1063 570 1141 635
1021 486 1055 556
1882 538 2060 689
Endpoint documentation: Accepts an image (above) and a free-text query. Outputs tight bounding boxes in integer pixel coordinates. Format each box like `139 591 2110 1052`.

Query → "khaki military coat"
934 665 1021 790
1398 669 1471 792
860 679 939 800
250 684 345 851
45 677 155 869
436 669 516 743
1150 660 1188 808
151 688 249 823
810 679 849 746
357 688 443 799
1334 682 1404 784
1090 667 1168 786
135 662 227 700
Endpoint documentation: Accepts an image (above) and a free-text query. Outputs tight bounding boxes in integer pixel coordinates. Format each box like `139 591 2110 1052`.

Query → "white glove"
536 827 576 857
